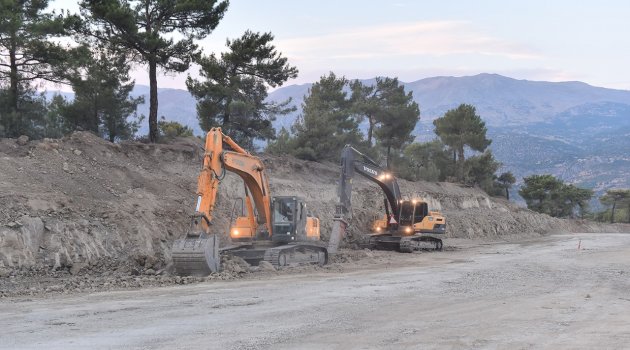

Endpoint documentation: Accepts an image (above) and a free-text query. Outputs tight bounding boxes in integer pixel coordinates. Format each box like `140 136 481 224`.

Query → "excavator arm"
328 145 402 253
337 145 402 219
172 127 273 275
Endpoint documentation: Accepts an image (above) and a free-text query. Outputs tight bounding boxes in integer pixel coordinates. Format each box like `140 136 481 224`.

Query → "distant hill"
265 74 630 204
46 73 630 203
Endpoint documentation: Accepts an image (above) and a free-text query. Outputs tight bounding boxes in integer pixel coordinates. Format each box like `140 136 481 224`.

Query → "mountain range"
47 73 630 204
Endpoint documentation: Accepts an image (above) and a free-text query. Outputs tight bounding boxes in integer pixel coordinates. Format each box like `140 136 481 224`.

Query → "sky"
52 0 630 90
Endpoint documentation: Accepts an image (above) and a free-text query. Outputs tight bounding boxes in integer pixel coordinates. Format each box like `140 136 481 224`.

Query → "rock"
16 135 29 146
145 268 156 275
63 162 70 172
7 221 21 228
0 268 10 278
69 262 87 275
144 256 158 269
73 149 82 156
48 284 64 292
258 261 276 271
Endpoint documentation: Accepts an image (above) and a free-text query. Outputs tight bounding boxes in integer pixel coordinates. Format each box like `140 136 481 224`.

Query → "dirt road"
2 233 630 349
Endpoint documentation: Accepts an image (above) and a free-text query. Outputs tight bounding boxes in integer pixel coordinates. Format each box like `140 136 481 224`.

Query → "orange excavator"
171 127 327 276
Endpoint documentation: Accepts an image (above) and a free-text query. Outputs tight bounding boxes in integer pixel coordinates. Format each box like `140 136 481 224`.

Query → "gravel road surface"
2 233 630 349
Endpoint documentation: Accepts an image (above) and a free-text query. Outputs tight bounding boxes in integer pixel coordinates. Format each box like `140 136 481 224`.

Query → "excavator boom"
329 146 402 253
172 128 272 275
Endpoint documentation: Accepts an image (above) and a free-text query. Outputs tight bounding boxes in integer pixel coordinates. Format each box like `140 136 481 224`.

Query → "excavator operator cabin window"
274 199 295 223
414 203 428 223
399 202 414 226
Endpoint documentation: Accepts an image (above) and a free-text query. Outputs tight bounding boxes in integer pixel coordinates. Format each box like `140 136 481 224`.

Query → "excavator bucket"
171 233 220 276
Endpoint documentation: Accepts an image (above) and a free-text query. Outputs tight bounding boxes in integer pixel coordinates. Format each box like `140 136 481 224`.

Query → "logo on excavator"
363 166 378 176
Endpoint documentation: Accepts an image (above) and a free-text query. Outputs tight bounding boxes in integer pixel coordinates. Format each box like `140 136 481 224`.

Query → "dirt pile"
1 131 628 277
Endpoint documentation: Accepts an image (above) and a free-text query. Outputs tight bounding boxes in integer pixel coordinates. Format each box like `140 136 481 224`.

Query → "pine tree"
158 117 193 139
462 151 501 192
62 49 144 142
79 0 228 142
266 127 293 156
0 0 76 137
350 77 419 150
497 172 516 200
433 104 491 180
600 189 630 223
292 72 363 161
403 140 454 181
187 30 297 149
372 78 420 168
519 174 563 215
519 174 593 217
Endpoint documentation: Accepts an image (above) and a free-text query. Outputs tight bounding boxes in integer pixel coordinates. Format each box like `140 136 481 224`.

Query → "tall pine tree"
292 72 363 161
187 30 297 149
372 78 419 168
0 0 76 137
79 0 228 142
62 48 144 141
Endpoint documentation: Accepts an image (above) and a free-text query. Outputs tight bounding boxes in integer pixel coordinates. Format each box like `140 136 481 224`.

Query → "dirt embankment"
1 132 627 278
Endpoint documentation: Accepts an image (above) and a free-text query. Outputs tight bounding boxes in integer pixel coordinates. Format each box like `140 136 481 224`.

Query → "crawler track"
263 243 328 268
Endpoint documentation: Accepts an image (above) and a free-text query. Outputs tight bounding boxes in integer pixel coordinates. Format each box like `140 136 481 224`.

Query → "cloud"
276 21 542 63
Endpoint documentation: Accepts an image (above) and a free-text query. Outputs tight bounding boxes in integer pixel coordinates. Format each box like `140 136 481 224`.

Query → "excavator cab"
396 200 428 235
271 196 320 244
396 200 446 235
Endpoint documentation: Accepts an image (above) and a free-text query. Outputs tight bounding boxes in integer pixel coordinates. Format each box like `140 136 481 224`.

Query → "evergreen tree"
462 151 501 192
79 0 228 142
266 127 293 156
63 49 144 142
554 184 593 218
372 78 420 169
158 117 193 139
519 174 593 217
0 0 76 137
43 93 70 138
519 174 563 215
600 189 630 223
187 30 297 149
350 77 420 159
433 104 491 180
292 72 363 161
403 140 453 181
497 171 516 200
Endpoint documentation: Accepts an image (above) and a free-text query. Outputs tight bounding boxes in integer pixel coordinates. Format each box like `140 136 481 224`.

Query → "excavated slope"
1 132 627 273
